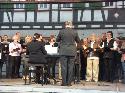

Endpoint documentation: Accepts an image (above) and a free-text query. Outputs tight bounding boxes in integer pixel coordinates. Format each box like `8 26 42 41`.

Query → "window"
1 3 13 9
15 4 24 9
63 4 70 8
38 4 49 10
40 4 48 8
14 4 25 10
105 2 113 6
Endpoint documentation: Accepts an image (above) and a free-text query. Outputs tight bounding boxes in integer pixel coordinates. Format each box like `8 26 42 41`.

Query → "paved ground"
0 79 125 93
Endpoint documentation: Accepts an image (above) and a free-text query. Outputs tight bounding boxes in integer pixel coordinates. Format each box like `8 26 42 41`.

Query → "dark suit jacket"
56 28 80 56
0 43 4 60
26 40 47 64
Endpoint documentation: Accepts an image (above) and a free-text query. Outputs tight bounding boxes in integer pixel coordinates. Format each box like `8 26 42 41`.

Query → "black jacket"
0 43 4 60
103 39 115 59
56 28 80 56
26 40 47 64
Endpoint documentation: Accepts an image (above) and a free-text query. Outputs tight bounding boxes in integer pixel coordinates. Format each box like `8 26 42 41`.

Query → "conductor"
56 21 80 86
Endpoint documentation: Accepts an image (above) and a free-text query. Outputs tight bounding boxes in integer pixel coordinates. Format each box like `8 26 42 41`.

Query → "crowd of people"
80 31 124 83
0 21 125 86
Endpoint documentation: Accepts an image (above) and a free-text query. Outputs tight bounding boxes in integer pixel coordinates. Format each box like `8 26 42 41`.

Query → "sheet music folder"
45 45 58 55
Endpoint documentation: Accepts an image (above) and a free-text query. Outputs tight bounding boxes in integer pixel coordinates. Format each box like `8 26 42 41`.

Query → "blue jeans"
122 62 125 83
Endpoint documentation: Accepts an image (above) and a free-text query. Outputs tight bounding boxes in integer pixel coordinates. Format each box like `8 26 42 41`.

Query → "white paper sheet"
45 45 58 55
0 53 1 59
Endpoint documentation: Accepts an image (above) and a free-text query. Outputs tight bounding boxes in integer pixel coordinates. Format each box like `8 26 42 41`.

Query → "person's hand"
12 48 20 52
94 49 96 51
23 49 26 52
86 50 89 53
13 49 17 52
3 51 6 53
77 50 79 53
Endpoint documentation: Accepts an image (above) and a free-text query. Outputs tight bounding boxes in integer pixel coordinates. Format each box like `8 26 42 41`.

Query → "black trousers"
3 54 10 78
35 66 41 83
60 56 75 85
0 60 3 78
47 59 56 79
74 64 80 82
104 58 114 82
35 65 48 84
10 56 21 78
98 61 105 81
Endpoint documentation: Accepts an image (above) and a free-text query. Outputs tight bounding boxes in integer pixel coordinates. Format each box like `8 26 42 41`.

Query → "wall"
0 29 124 39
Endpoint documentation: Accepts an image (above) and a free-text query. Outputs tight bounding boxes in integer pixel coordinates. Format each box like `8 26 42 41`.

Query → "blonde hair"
90 34 97 42
12 35 19 41
25 35 32 44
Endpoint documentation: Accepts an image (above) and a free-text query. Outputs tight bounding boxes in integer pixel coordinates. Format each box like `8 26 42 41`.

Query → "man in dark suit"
2 35 10 78
0 36 4 78
26 33 47 83
103 31 118 82
56 21 80 86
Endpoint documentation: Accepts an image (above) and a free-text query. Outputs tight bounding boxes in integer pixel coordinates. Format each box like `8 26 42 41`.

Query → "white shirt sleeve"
9 42 22 56
9 43 13 53
0 52 1 59
113 41 118 50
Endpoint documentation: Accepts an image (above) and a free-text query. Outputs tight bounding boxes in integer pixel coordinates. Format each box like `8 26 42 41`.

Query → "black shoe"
34 79 41 84
38 81 42 84
61 84 67 86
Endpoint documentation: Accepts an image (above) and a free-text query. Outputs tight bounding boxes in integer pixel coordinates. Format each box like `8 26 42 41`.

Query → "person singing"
0 36 4 78
9 35 22 78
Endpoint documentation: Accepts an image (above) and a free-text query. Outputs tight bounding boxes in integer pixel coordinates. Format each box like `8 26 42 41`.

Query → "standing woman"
0 36 4 78
21 35 33 80
9 35 22 78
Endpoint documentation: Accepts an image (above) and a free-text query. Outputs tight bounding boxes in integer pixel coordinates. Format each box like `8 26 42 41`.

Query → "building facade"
0 1 125 38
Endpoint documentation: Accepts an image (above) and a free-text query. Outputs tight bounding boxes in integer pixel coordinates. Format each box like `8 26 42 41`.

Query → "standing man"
56 21 80 86
2 35 10 78
103 31 118 82
0 36 4 78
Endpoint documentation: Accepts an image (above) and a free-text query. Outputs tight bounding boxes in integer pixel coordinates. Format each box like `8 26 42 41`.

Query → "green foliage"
73 3 85 9
89 2 103 9
0 3 13 9
73 2 103 9
25 4 37 11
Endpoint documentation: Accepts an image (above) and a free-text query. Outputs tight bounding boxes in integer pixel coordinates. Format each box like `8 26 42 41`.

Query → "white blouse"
9 42 22 56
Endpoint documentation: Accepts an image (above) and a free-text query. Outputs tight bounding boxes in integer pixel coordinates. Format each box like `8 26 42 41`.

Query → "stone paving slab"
0 79 125 93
